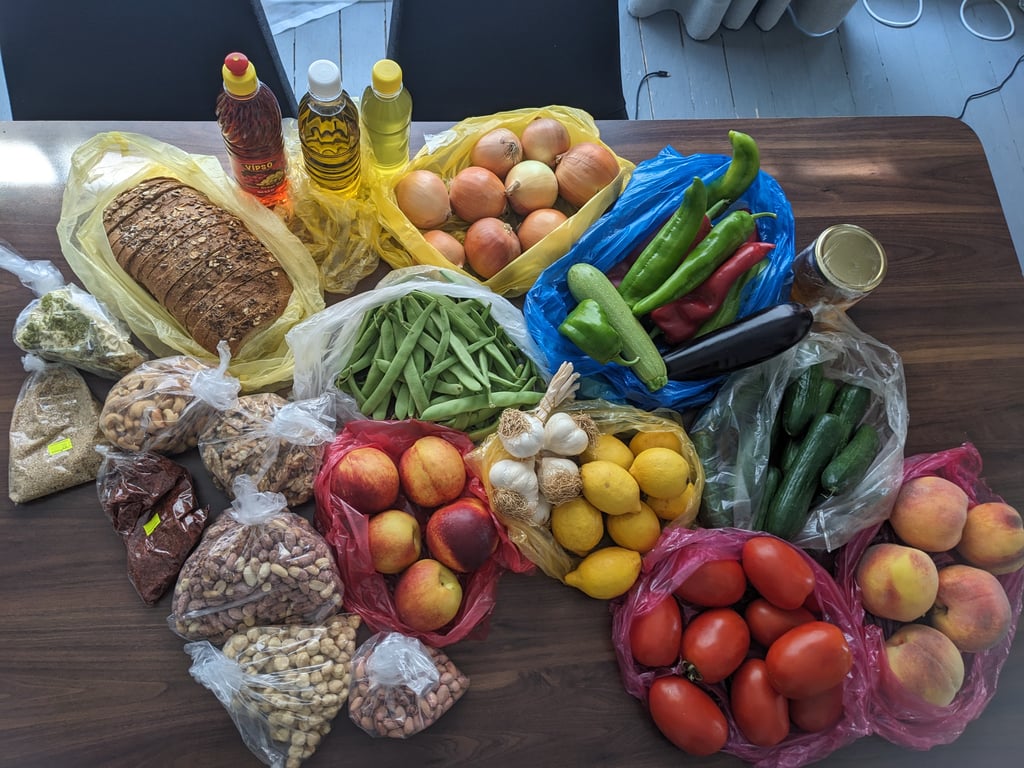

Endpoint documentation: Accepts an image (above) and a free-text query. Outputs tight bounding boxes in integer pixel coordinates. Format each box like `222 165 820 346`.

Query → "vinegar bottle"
216 51 289 206
360 59 413 173
298 59 361 195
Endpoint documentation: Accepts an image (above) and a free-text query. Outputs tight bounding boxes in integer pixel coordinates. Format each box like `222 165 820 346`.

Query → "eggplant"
663 302 813 381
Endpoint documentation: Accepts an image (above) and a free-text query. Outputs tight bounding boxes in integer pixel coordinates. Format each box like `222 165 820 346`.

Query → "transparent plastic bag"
0 240 148 378
185 613 362 768
611 526 874 767
348 631 470 739
690 306 908 551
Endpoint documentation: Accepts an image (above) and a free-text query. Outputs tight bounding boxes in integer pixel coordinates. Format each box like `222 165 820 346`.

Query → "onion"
504 160 559 215
394 169 450 229
464 217 522 279
555 142 620 208
470 128 523 179
423 229 465 268
449 166 507 222
517 208 568 251
521 117 571 167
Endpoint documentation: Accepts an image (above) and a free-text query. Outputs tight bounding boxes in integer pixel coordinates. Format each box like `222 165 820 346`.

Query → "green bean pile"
335 291 545 438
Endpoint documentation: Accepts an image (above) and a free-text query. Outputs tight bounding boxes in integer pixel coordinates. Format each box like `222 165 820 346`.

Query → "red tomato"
745 598 816 649
629 595 683 668
741 536 816 610
789 683 845 732
731 658 791 747
647 675 728 756
765 621 852 699
679 607 750 684
673 559 747 607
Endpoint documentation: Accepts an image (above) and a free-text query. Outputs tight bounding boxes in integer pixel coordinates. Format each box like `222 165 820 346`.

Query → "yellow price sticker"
47 437 73 456
143 513 162 536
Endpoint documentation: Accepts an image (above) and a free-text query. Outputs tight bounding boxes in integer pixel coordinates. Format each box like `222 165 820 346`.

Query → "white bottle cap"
307 59 343 101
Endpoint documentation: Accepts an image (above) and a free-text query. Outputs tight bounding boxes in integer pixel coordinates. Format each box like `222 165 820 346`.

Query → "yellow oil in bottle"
298 59 361 195
361 59 413 173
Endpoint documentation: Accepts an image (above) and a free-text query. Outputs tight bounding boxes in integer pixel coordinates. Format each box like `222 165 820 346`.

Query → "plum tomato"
673 559 747 607
789 683 845 733
765 621 852 699
647 675 728 756
731 658 791 748
679 607 750 684
629 595 683 668
744 598 816 649
741 536 816 610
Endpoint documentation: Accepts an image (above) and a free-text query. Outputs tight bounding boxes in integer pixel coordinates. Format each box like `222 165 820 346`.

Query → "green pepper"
705 130 761 211
693 259 769 338
616 176 708 309
558 298 640 366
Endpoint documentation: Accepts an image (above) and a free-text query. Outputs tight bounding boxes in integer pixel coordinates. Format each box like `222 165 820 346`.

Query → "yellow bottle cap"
222 52 259 97
371 59 403 97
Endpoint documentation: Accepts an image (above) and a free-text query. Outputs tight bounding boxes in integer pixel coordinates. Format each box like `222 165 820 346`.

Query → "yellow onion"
521 117 571 166
464 217 522 279
517 208 568 251
470 127 523 178
423 229 465 268
395 169 450 229
449 166 507 222
555 142 620 208
505 160 559 215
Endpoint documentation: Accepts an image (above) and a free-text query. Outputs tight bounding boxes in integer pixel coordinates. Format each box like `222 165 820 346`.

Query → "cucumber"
751 465 782 531
829 382 873 446
763 412 845 540
814 377 838 421
781 364 824 437
821 423 880 494
779 434 803 473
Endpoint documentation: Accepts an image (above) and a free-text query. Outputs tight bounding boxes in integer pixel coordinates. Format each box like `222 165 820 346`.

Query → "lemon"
629 430 682 456
579 433 635 469
580 460 641 515
550 497 606 556
606 501 663 553
647 483 699 525
564 546 642 599
629 447 691 499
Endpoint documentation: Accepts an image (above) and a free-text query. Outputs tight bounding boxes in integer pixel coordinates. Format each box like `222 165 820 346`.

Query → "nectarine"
399 436 467 508
394 558 463 632
367 509 422 574
331 446 400 513
426 497 499 573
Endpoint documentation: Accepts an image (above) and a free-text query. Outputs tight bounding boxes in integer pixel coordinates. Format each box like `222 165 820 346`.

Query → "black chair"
386 0 628 122
0 0 297 120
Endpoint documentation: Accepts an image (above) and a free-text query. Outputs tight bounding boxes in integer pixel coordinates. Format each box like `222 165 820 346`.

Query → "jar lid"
307 59 343 101
222 52 258 97
371 59 403 97
816 224 887 293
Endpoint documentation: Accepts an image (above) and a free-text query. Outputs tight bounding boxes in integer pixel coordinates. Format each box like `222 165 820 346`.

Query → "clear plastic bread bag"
0 239 148 378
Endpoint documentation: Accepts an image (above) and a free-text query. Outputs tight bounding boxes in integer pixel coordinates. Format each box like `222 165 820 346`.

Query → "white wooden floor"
268 0 1024 272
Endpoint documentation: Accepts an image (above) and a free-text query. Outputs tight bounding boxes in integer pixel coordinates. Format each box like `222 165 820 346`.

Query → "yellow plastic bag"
467 399 704 581
56 131 325 393
371 106 635 297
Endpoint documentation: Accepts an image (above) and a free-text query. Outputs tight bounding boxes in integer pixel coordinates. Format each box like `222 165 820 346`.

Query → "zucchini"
566 263 668 391
821 423 880 494
663 302 813 382
763 412 845 540
829 383 873 446
781 363 823 437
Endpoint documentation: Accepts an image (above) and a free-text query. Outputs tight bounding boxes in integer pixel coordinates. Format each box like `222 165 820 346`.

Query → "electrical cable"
633 70 670 120
959 0 1015 41
861 0 924 28
956 53 1024 119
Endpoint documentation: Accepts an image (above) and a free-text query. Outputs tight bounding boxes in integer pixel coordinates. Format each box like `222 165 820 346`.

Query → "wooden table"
0 118 1021 768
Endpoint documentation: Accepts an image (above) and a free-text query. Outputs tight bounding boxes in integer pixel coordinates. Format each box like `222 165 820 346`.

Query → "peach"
331 446 400 513
367 509 422 574
888 476 969 552
855 543 939 622
399 436 467 508
425 496 499 573
885 623 965 707
393 558 463 632
956 501 1024 575
928 564 1012 653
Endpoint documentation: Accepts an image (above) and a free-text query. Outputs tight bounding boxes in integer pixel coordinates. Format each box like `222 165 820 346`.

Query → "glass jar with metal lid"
790 224 887 310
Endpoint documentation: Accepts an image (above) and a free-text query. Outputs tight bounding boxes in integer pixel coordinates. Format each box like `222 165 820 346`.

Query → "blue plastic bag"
524 145 796 411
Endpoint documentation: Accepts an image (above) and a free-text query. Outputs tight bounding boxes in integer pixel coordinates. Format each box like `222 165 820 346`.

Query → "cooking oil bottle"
360 59 413 173
298 59 361 195
216 51 289 206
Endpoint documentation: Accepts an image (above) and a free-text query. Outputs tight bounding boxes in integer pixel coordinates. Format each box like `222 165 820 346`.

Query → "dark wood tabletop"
1 118 1021 768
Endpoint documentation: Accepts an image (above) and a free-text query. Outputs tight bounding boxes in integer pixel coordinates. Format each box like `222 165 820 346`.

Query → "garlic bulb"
531 496 552 526
542 411 590 456
571 412 600 452
537 456 583 506
497 409 545 458
489 458 539 497
492 487 535 523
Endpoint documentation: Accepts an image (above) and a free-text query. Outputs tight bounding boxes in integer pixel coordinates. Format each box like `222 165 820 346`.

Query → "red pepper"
650 241 775 345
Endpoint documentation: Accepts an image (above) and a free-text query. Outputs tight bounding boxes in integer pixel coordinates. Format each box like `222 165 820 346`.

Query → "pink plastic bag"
834 442 1024 749
611 526 873 767
313 419 534 647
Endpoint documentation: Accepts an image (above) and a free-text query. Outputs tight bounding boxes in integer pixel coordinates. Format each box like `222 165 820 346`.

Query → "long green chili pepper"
693 259 769 338
617 176 708 308
704 130 761 211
